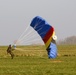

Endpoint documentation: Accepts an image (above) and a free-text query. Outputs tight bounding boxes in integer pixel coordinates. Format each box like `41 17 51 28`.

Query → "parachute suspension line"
21 38 42 45
33 20 44 29
32 17 41 29
33 24 47 37
21 27 47 44
20 32 39 43
19 26 44 44
35 25 44 32
21 28 46 44
33 19 46 32
16 17 46 45
21 33 42 44
17 27 37 43
18 20 44 43
21 23 46 44
20 20 46 44
17 25 30 42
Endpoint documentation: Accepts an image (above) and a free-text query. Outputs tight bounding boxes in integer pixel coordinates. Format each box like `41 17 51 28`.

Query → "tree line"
57 36 76 45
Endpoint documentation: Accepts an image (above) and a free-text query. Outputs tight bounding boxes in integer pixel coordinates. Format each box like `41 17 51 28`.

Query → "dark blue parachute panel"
30 16 51 38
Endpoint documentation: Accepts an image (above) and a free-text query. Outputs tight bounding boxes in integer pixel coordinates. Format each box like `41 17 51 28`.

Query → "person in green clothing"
7 44 14 59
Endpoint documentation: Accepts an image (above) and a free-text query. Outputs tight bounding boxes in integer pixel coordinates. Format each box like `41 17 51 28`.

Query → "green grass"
0 45 76 75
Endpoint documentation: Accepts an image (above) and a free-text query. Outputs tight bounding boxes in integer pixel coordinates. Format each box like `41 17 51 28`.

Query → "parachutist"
7 44 14 59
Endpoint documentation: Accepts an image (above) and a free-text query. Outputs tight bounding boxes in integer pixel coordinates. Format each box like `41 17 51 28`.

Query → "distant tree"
57 36 76 45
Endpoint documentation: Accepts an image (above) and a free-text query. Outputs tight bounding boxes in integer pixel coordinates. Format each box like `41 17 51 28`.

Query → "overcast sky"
0 0 76 45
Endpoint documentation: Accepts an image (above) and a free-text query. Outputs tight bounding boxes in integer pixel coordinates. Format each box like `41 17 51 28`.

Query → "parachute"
30 16 57 58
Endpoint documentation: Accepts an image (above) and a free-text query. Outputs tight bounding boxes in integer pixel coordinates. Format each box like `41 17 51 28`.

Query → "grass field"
0 45 76 75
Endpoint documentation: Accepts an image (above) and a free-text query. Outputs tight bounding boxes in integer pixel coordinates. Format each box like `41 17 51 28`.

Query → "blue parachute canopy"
30 16 57 58
30 16 55 49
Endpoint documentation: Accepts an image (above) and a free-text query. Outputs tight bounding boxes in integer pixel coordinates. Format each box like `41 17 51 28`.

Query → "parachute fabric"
30 16 55 49
30 16 57 58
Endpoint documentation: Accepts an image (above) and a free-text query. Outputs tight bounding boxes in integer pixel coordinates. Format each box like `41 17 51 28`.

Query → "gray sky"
0 0 76 45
